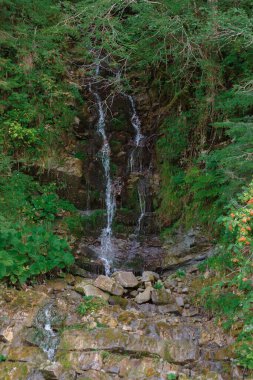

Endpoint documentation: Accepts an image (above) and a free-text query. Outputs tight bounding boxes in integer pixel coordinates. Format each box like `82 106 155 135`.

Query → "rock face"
112 271 138 288
0 269 247 380
162 228 212 269
33 156 87 209
94 275 124 296
58 328 166 359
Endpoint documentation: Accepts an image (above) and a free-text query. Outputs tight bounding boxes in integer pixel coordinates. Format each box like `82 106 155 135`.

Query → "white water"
91 65 116 274
136 182 146 234
128 95 144 172
35 303 59 361
43 306 57 361
128 95 146 234
128 95 143 147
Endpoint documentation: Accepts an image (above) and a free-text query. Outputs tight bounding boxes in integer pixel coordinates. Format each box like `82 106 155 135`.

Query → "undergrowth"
77 295 106 316
200 180 253 370
0 154 76 284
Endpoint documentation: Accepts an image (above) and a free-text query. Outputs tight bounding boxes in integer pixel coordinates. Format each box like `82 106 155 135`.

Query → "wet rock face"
0 268 249 380
76 228 212 276
162 228 212 269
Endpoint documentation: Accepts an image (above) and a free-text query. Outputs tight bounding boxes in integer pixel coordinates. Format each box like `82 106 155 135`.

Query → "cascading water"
90 64 116 274
128 95 147 235
136 179 146 234
128 95 144 173
34 303 59 361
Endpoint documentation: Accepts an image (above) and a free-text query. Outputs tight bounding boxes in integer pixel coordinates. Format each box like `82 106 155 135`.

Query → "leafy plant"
167 373 177 380
176 269 186 278
77 296 106 316
0 355 6 362
153 281 164 290
200 180 253 369
0 157 75 284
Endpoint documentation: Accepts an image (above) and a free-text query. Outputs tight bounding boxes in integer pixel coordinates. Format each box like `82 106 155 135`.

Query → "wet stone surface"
0 267 251 380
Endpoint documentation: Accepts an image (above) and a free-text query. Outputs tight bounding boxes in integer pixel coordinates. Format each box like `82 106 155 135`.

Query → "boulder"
82 285 109 301
112 271 138 288
74 279 93 294
165 340 199 364
94 275 124 296
151 289 176 305
135 287 152 304
141 271 159 283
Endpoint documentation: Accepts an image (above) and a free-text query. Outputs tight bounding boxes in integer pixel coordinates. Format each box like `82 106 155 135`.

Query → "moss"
109 295 128 309
56 352 72 369
0 362 30 380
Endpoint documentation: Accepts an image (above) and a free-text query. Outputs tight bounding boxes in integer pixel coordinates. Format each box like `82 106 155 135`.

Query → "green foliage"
0 0 83 160
200 180 253 369
0 355 6 362
63 214 84 238
77 296 106 316
0 155 75 284
0 223 74 283
176 269 186 278
153 280 164 290
167 374 177 380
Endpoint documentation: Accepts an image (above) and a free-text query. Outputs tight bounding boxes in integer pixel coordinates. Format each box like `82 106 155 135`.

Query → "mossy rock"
0 362 31 380
108 295 128 309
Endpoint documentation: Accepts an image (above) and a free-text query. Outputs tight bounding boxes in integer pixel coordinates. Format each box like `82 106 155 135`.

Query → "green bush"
200 180 253 369
0 157 75 284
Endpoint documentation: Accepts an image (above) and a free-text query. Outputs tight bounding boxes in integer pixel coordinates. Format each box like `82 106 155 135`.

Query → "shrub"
200 180 253 369
0 159 75 284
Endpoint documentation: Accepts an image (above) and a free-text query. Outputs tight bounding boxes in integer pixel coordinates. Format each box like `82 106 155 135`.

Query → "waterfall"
128 95 146 235
128 95 144 172
35 303 59 361
128 95 143 147
136 180 146 234
91 64 116 275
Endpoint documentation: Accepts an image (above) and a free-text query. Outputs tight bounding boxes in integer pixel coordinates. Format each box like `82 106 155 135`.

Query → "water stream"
128 95 147 235
90 64 116 275
136 179 146 235
128 95 144 173
34 303 59 361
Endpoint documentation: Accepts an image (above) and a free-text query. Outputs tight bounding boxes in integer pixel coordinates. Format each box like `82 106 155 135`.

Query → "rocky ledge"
0 268 250 380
